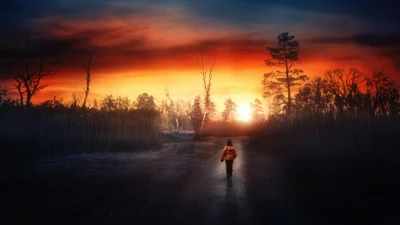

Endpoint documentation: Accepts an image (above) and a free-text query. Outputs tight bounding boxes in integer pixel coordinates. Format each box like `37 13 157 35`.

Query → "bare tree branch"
12 29 55 106
196 47 216 132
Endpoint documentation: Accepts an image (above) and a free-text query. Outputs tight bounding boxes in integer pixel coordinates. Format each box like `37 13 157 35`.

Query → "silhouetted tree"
82 54 92 108
101 94 116 111
325 68 365 115
196 48 216 131
250 98 264 122
99 95 131 112
115 96 131 111
221 98 238 122
13 29 55 106
263 32 307 113
0 86 10 104
164 88 177 132
14 78 24 106
159 99 170 130
135 93 156 110
92 98 99 110
366 69 400 116
294 85 312 112
294 77 333 114
164 88 189 133
38 96 65 109
207 100 218 121
266 91 286 115
70 92 81 109
188 95 203 136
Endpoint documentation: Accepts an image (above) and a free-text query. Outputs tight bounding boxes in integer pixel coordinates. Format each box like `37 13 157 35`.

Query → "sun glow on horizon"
237 104 251 122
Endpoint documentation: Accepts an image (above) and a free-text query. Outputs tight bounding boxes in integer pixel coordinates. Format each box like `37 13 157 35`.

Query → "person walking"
220 139 237 178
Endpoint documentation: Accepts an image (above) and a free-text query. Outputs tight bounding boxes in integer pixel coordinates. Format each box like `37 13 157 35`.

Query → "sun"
237 104 251 122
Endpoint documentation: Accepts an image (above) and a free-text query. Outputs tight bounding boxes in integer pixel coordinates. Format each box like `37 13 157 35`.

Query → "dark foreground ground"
0 135 398 225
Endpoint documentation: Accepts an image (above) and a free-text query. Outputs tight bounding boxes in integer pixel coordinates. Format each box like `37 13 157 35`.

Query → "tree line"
262 32 399 118
0 30 249 138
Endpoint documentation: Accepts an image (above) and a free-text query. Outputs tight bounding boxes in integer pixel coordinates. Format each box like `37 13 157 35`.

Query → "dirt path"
176 137 255 225
0 136 300 225
145 136 300 225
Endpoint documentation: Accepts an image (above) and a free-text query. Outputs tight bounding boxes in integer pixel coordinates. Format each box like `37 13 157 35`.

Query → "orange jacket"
221 146 237 161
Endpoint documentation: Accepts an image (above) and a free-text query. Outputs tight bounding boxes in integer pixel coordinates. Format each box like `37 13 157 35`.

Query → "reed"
249 111 400 222
0 106 162 161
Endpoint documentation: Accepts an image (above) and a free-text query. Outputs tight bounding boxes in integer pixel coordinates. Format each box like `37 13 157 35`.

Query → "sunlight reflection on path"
181 137 253 224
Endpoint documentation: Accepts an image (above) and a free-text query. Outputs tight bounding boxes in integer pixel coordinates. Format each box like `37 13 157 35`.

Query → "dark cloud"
1 0 398 50
0 28 270 79
0 34 89 76
180 0 399 31
1 0 57 32
277 0 398 20
2 0 399 33
0 0 140 36
309 33 400 47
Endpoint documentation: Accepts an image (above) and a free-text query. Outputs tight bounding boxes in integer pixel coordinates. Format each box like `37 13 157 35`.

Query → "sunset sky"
0 0 399 112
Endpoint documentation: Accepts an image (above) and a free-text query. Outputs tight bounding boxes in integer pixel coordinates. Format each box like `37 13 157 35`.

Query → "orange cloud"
1 9 399 112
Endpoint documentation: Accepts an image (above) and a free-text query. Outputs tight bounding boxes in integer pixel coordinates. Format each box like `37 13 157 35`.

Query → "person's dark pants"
225 160 233 177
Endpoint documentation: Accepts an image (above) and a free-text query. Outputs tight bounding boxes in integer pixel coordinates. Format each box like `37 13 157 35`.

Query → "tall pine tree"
263 32 308 113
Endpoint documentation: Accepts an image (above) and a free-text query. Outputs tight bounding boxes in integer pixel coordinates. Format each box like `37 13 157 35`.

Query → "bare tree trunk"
284 48 292 114
165 88 180 133
200 111 207 131
175 118 180 133
82 54 92 108
13 79 24 105
196 48 215 132
18 90 23 105
0 87 11 104
286 69 291 113
26 92 32 106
